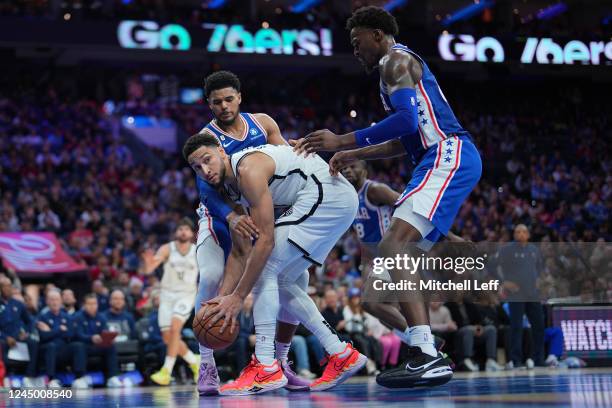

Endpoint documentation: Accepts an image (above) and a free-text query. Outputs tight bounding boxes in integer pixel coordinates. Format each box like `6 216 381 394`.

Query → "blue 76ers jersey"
196 112 268 257
380 44 471 165
353 180 393 244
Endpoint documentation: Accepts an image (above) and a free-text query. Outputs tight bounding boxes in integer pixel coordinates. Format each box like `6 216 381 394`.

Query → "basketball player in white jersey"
184 134 368 395
141 218 200 385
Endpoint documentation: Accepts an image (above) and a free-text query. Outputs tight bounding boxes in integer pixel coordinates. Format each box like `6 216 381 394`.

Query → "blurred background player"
141 218 200 385
192 70 312 395
342 160 396 265
291 6 482 388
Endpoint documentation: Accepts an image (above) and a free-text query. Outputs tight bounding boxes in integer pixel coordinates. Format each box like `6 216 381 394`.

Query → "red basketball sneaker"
220 355 287 396
310 343 367 391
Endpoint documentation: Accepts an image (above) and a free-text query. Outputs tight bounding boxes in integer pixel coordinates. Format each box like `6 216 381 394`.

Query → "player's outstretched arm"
329 139 407 175
291 51 422 155
140 244 170 275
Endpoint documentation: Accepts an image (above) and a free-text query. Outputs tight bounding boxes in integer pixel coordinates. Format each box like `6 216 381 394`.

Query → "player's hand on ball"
329 151 358 175
229 213 259 239
203 294 242 335
290 129 340 155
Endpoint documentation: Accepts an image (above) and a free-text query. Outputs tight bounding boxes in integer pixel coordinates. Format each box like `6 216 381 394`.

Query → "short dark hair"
177 217 195 231
204 70 241 98
182 132 220 161
83 293 97 302
346 6 399 36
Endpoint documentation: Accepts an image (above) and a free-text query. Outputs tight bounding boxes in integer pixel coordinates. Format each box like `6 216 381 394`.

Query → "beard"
176 235 191 243
212 163 226 187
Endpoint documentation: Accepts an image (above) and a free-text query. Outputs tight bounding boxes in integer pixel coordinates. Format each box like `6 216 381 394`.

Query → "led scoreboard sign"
438 32 612 66
117 20 333 56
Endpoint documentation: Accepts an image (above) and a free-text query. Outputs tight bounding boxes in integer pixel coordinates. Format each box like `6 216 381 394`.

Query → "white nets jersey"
161 241 198 294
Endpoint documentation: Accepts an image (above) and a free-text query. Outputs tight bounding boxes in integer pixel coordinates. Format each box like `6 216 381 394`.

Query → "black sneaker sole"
376 367 453 389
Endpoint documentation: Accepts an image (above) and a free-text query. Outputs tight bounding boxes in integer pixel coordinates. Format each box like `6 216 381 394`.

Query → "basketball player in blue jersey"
194 71 311 395
290 6 482 388
342 160 396 263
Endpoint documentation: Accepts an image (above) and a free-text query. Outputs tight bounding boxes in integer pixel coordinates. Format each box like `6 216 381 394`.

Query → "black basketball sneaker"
376 346 453 388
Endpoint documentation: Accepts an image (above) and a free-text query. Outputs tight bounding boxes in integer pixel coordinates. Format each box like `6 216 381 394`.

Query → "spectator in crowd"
61 289 77 315
71 294 122 388
320 289 350 343
429 300 458 349
293 324 325 377
126 277 144 314
142 291 166 367
92 280 110 312
343 288 380 375
103 290 136 341
90 256 118 283
0 277 38 385
37 290 79 388
37 205 61 231
447 296 503 372
497 224 545 368
288 328 317 380
366 314 401 371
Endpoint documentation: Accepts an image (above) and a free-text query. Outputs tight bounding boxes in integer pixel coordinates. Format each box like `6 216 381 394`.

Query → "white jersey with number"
161 241 198 294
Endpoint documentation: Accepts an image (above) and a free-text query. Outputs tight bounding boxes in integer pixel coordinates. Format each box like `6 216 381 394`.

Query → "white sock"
279 282 346 355
394 328 412 346
275 341 291 363
199 344 214 363
409 325 437 357
182 350 197 365
255 322 277 365
163 356 176 372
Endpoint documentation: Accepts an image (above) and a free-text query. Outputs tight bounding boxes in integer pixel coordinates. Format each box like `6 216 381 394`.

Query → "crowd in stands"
1 0 609 39
0 66 610 386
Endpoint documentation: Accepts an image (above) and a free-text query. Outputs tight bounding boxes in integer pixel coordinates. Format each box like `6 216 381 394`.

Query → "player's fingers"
290 138 304 148
207 310 224 328
203 303 221 321
218 311 232 334
304 130 322 139
234 225 251 239
201 297 217 307
295 143 308 156
243 218 260 236
201 305 215 320
229 315 237 335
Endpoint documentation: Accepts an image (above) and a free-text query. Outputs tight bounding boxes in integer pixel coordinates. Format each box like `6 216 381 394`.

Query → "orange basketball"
193 302 239 350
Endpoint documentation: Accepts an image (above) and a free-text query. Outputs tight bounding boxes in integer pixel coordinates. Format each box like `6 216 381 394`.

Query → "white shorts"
392 195 437 252
158 290 196 330
274 172 358 266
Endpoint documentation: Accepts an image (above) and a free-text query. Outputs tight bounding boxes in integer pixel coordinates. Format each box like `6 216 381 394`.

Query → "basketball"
193 302 239 350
